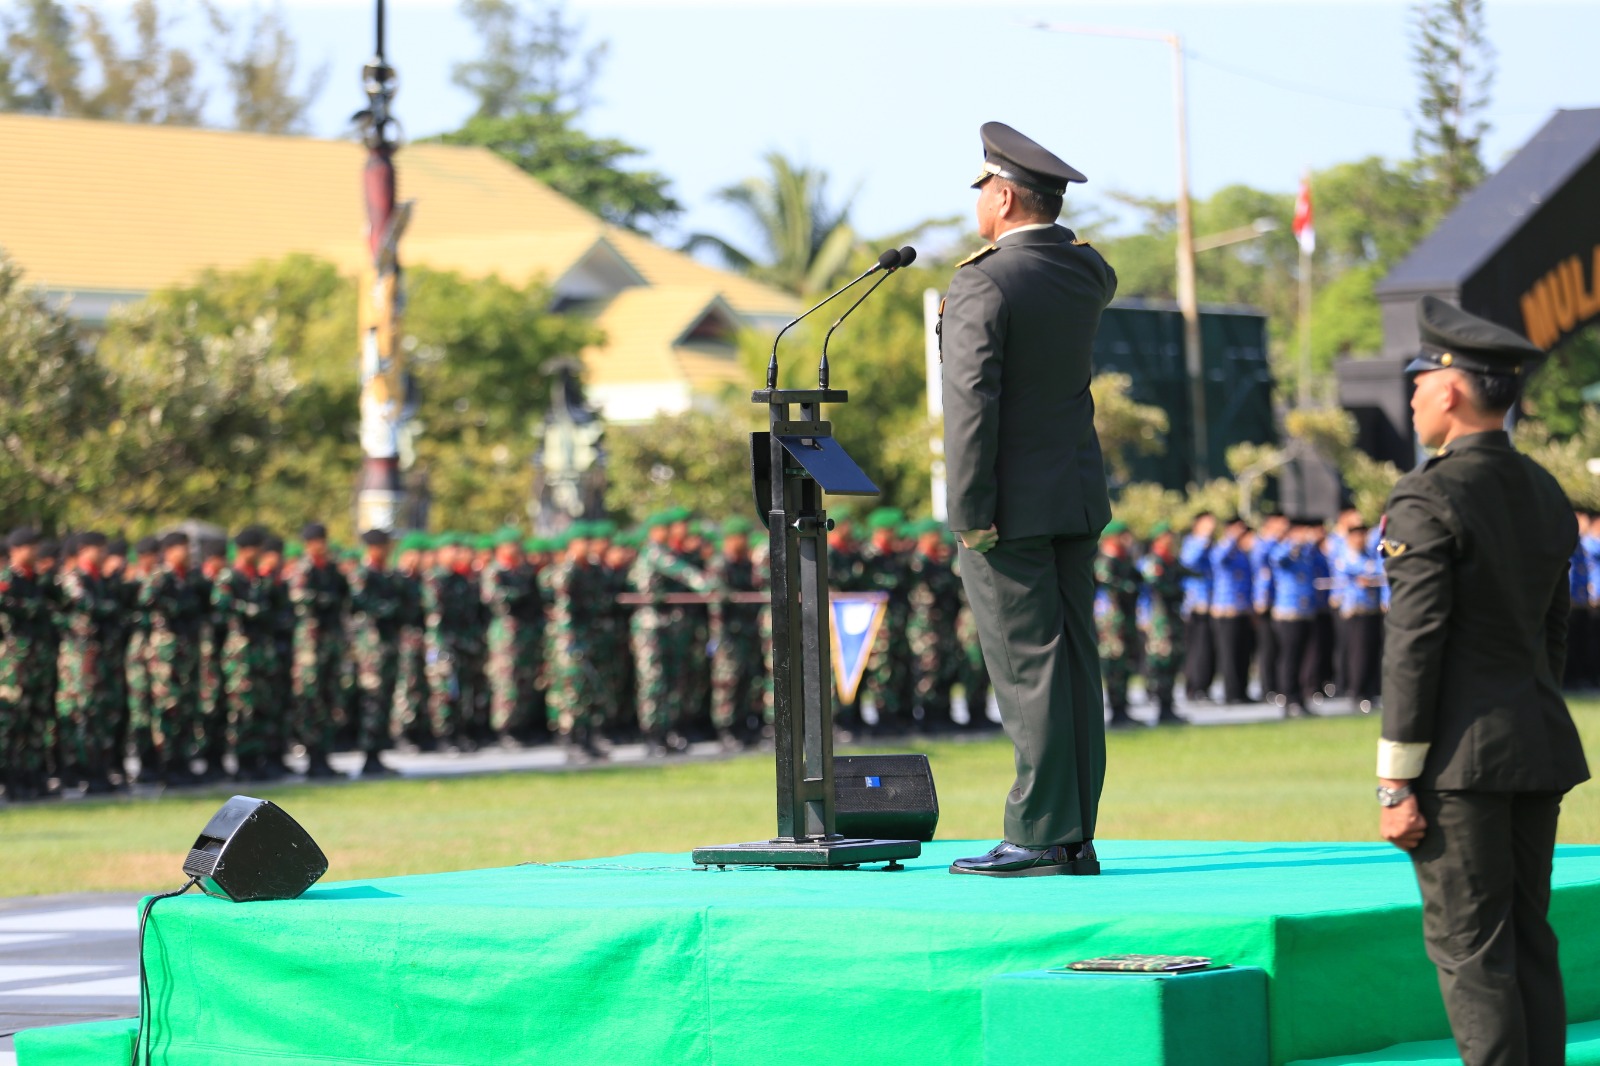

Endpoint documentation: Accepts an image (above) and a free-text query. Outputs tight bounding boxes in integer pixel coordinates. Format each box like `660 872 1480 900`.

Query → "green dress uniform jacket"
1381 429 1589 793
940 224 1116 539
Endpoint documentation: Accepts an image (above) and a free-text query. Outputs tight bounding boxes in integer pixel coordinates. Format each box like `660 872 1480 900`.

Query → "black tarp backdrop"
1094 299 1277 489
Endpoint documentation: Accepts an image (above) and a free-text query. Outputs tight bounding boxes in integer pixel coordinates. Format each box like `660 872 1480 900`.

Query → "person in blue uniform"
1268 518 1321 716
1567 512 1593 689
1179 513 1216 701
1251 513 1287 705
1335 520 1385 711
1207 518 1255 704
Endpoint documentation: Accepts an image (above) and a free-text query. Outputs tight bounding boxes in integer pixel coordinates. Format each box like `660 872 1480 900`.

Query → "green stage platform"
19 841 1600 1066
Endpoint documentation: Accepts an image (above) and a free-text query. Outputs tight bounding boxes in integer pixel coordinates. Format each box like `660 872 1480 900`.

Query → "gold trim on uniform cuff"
1377 739 1430 780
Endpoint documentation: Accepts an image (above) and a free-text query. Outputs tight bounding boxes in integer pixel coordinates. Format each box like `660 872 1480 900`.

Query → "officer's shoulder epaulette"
1071 238 1093 247
955 244 998 269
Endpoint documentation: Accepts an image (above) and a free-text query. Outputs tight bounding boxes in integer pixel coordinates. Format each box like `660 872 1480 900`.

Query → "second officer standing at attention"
1377 296 1588 1066
942 122 1117 877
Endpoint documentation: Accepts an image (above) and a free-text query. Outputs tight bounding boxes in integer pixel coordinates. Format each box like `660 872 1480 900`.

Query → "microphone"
818 246 917 386
765 247 904 389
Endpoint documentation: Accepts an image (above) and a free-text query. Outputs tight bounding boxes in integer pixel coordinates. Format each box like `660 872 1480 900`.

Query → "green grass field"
3 701 1599 897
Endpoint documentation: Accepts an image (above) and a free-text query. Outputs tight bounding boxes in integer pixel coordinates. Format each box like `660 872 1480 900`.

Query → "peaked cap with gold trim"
1406 294 1544 379
971 122 1086 196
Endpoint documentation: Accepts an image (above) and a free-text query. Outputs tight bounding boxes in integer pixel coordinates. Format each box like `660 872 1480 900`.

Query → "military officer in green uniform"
1377 296 1588 1066
289 523 349 778
943 122 1116 877
348 529 405 777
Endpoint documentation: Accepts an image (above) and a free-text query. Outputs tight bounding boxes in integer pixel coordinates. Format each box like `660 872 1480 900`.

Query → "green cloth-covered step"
1286 1019 1600 1065
14 1017 137 1066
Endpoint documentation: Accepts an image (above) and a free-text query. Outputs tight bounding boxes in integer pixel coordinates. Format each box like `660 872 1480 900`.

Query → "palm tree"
684 152 857 297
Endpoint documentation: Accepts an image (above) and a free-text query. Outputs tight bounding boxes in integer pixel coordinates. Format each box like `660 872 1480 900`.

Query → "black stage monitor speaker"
182 796 328 902
833 754 939 843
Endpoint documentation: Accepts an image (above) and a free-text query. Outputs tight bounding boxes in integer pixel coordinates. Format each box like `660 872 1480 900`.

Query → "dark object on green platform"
982 966 1269 1066
697 273 921 870
182 795 328 903
832 754 939 843
1065 955 1216 974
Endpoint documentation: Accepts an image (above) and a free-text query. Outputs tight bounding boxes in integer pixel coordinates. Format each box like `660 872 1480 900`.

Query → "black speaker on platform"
182 796 328 902
833 755 939 843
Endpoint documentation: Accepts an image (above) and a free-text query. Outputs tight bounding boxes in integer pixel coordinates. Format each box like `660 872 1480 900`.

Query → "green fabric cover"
983 967 1268 1066
1287 1019 1600 1065
99 842 1600 1066
14 1017 136 1066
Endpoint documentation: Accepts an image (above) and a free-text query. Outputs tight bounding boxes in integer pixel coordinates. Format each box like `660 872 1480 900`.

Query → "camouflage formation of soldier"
102 536 140 776
709 517 765 750
393 534 432 750
197 542 230 780
597 530 636 737
1 528 59 799
906 520 964 729
213 527 279 780
541 530 609 761
1093 520 1143 728
288 524 350 778
482 528 544 745
424 536 489 751
858 509 915 733
55 532 125 792
137 532 209 782
258 535 296 776
1137 522 1189 725
123 536 160 780
628 508 712 753
348 529 405 777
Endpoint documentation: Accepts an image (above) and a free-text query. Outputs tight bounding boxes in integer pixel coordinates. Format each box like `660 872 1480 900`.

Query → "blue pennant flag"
830 591 889 705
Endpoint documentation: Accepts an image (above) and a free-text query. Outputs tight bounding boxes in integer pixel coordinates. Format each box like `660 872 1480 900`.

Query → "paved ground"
0 688 1365 1063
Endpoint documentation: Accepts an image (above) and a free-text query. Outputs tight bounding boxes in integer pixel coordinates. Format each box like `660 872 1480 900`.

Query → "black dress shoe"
949 840 1100 877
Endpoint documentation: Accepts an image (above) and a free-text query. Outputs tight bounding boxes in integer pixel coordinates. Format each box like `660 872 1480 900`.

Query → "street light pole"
1031 22 1207 480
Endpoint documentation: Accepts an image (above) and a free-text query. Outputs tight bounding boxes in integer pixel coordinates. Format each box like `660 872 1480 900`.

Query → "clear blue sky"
210 0 1595 255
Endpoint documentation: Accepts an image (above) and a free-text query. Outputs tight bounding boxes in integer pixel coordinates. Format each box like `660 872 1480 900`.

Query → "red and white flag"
1292 173 1315 256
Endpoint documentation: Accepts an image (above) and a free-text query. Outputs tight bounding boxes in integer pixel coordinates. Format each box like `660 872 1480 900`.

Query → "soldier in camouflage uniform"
598 534 636 737
906 520 964 729
393 536 432 750
541 530 609 760
288 524 349 778
425 537 489 751
1 528 58 799
1137 522 1189 725
102 536 141 778
482 529 544 745
213 527 278 780
138 532 208 782
197 543 229 780
55 532 125 792
258 536 295 777
123 537 160 780
858 509 914 733
629 509 712 753
709 517 765 749
1093 520 1143 728
348 530 405 776
955 588 994 730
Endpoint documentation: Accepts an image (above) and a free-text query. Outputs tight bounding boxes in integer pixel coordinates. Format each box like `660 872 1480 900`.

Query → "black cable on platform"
131 876 199 1066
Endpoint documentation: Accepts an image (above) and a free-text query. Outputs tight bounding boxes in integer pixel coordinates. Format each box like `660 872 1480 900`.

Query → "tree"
0 0 83 115
686 152 857 297
0 257 113 531
73 0 206 125
435 0 681 234
203 2 327 135
1410 0 1494 207
603 407 754 525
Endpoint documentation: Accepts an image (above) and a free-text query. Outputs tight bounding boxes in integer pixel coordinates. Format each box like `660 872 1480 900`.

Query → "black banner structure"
1376 108 1600 361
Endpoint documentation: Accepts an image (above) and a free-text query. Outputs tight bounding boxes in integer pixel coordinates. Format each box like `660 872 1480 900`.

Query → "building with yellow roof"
0 113 798 421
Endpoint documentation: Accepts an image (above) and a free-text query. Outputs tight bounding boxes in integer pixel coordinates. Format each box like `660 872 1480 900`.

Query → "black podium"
693 382 922 870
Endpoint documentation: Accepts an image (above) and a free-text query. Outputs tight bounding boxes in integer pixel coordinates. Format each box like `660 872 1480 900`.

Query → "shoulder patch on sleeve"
956 244 998 268
1379 539 1408 558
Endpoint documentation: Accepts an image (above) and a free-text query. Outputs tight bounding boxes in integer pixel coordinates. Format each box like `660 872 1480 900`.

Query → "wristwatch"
1376 783 1414 807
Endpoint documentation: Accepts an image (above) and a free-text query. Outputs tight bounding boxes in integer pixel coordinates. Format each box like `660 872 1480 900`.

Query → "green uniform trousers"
958 534 1104 849
1410 790 1567 1066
